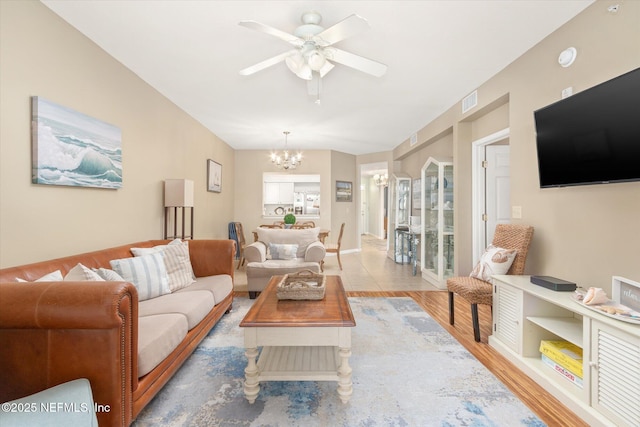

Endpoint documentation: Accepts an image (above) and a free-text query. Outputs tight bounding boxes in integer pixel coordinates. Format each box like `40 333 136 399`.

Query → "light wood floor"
232 234 588 426
235 289 588 426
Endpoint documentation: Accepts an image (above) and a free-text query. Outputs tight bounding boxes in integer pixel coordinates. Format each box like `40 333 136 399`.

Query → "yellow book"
539 340 583 378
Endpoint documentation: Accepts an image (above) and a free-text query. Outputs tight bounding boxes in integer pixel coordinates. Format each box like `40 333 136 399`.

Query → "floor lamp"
164 179 194 240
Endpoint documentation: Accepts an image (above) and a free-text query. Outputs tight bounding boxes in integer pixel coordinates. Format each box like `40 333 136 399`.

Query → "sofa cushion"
92 267 126 281
256 227 320 258
130 239 195 292
15 270 63 282
174 274 233 305
110 253 171 301
64 263 105 281
268 243 298 260
138 290 214 330
138 313 188 377
246 260 321 279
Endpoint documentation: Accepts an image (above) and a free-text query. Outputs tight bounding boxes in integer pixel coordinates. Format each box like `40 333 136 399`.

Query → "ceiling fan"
239 11 387 94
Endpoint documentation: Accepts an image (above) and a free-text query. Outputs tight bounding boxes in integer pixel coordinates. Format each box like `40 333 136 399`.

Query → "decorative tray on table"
276 270 326 301
571 285 640 324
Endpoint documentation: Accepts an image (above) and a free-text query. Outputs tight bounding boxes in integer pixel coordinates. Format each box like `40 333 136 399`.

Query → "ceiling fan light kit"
239 11 387 96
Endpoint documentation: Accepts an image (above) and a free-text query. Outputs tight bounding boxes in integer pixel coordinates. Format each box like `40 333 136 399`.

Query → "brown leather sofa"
0 239 235 426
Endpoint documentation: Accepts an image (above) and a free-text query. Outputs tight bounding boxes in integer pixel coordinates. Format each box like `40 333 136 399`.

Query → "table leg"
337 347 353 403
244 347 260 403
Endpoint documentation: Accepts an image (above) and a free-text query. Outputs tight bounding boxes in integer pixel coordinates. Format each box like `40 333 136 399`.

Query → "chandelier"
271 131 302 170
373 173 388 187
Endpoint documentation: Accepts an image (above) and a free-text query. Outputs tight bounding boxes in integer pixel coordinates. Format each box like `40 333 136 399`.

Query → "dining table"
253 228 329 244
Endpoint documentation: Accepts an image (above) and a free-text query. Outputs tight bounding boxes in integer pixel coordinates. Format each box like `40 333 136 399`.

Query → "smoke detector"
558 47 577 68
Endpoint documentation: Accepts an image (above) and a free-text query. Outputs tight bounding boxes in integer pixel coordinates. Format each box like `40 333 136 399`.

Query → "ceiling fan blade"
315 14 370 46
318 60 335 78
239 50 296 76
324 47 387 77
239 20 304 47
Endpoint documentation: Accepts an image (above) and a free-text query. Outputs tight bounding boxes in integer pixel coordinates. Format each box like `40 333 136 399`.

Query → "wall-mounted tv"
534 67 640 188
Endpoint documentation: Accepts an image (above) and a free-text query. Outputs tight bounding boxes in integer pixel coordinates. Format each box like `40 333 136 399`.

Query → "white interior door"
361 182 369 235
485 145 511 246
472 128 510 264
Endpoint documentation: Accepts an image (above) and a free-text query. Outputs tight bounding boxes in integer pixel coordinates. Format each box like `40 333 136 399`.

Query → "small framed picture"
207 159 221 193
336 180 352 202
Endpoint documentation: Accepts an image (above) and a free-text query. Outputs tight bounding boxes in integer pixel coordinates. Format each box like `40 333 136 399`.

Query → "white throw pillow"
92 268 126 281
110 253 170 301
16 270 63 282
64 263 105 281
268 243 299 260
469 245 517 282
130 239 195 291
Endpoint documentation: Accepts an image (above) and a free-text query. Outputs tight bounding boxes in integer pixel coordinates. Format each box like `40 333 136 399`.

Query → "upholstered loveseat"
0 239 235 426
245 227 325 298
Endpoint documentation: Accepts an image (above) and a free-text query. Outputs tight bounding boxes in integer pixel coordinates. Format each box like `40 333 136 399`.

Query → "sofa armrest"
245 241 267 263
0 281 137 427
188 239 236 279
304 241 326 263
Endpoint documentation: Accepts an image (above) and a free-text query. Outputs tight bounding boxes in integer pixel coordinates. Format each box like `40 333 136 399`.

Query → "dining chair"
233 222 247 269
291 223 313 229
323 222 345 271
447 223 534 342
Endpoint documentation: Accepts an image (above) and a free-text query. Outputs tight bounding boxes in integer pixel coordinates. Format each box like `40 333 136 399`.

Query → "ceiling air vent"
462 90 478 114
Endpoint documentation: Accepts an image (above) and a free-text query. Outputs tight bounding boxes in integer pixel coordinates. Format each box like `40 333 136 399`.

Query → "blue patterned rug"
133 297 544 426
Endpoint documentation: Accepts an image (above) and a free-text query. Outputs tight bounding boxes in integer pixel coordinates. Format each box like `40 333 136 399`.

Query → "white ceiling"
41 1 593 156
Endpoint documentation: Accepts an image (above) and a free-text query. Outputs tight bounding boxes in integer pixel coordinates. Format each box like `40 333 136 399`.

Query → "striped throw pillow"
110 253 170 301
130 239 195 292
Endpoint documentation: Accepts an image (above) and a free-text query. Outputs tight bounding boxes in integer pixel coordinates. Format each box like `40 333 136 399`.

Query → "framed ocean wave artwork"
31 96 122 189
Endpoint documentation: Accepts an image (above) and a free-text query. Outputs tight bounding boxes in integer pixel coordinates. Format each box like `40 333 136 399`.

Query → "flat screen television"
534 67 640 188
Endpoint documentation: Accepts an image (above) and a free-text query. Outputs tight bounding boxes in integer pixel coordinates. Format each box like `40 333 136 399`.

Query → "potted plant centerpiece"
284 213 296 229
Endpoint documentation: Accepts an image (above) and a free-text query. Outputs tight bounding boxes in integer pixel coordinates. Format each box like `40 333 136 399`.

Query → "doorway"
472 128 510 264
359 162 389 245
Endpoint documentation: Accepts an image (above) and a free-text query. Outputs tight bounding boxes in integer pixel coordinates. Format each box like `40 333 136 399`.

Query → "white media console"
489 275 640 427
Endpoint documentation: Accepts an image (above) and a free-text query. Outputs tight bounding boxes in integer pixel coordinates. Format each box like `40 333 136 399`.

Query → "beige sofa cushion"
246 259 321 279
138 314 188 377
138 290 214 330
175 274 233 305
256 227 320 258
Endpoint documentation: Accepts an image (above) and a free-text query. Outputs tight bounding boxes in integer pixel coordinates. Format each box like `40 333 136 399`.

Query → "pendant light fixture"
271 131 302 170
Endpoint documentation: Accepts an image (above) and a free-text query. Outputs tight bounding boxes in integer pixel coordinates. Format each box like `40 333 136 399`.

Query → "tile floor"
234 234 440 292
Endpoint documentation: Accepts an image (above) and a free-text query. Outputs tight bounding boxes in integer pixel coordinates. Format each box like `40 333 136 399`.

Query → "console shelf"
526 315 583 347
490 275 640 427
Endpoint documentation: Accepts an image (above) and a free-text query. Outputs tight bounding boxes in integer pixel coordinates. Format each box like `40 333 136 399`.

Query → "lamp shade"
164 179 194 207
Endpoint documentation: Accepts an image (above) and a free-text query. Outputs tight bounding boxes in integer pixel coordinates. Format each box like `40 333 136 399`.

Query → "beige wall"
397 0 640 292
0 1 234 267
330 150 358 250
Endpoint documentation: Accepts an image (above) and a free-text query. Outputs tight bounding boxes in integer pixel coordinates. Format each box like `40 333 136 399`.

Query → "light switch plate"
512 206 522 219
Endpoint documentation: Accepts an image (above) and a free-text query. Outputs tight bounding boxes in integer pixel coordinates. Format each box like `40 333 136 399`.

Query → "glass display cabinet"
387 173 412 262
420 158 453 288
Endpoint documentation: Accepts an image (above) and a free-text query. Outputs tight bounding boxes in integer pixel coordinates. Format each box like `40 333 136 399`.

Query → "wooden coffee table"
239 275 356 404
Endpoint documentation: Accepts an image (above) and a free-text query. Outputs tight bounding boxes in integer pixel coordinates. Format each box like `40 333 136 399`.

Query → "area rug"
132 297 544 427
